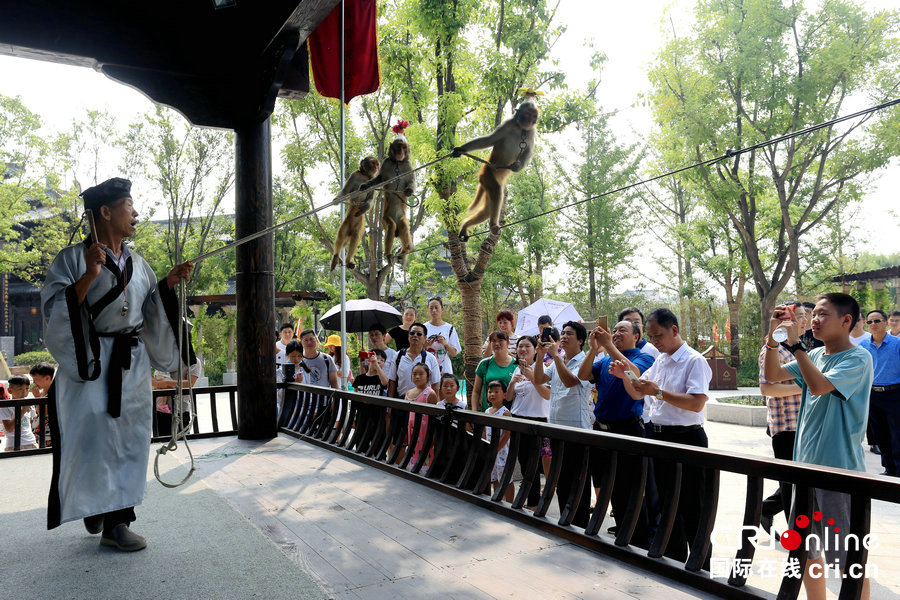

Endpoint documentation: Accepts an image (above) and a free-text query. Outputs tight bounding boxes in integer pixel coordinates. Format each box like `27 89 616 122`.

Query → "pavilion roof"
831 265 900 283
0 0 339 128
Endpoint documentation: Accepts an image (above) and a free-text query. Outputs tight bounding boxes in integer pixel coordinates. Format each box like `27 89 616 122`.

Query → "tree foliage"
122 106 235 296
649 0 900 329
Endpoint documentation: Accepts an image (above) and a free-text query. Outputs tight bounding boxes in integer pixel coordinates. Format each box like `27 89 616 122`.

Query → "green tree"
483 154 561 309
561 111 642 313
0 96 85 283
121 106 235 295
412 0 595 391
649 0 900 330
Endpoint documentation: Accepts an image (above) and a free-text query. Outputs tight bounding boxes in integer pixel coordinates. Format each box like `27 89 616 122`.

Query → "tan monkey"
331 156 380 271
453 101 538 241
361 121 415 266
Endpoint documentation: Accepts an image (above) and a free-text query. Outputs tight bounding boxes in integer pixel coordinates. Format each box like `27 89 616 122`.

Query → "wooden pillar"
235 117 276 439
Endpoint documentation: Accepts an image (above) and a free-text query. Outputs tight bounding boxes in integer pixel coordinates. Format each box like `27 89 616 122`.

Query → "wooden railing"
279 383 900 600
0 385 239 457
150 385 239 441
0 397 50 456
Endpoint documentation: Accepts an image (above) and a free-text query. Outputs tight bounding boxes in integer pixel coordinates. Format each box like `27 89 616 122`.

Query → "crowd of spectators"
263 292 893 595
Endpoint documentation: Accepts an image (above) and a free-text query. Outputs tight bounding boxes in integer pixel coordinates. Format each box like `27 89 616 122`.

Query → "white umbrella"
319 299 402 333
514 298 583 337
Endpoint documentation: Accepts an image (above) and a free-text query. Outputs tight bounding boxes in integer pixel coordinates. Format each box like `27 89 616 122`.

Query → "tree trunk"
759 290 780 337
727 300 741 368
458 276 483 396
446 225 501 404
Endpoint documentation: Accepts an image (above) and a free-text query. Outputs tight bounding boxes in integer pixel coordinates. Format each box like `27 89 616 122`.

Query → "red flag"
725 316 732 341
712 322 719 344
308 0 380 102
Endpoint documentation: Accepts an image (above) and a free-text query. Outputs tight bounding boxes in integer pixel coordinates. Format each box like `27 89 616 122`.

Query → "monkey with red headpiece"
452 91 540 241
330 156 380 271
360 120 415 266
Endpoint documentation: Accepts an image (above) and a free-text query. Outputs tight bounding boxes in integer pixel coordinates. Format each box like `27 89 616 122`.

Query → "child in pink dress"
406 363 439 467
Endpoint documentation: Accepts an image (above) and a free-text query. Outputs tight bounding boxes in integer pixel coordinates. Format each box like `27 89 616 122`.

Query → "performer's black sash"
97 330 140 418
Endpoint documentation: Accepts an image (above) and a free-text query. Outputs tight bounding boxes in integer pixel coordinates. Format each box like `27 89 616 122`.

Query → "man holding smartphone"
577 321 655 548
611 307 712 569
533 322 592 527
764 293 872 599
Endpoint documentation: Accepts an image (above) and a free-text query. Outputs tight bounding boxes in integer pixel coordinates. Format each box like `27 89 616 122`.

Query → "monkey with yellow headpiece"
452 90 541 241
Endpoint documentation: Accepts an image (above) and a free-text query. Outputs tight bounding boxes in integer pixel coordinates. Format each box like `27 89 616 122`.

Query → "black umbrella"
319 299 402 332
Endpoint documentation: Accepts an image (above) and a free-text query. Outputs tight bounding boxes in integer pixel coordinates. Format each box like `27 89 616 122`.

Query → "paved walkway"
2 416 898 599
0 450 327 600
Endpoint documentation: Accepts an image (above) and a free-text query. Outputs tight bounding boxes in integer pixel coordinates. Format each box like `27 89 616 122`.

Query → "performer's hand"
84 242 107 279
166 261 194 290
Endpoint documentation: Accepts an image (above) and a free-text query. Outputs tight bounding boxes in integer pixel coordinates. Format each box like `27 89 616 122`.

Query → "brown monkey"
330 156 380 271
361 122 415 266
453 101 538 241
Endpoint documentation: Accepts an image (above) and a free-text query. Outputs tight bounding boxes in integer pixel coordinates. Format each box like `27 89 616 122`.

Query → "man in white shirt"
275 323 295 365
612 307 712 570
386 322 441 398
887 311 900 337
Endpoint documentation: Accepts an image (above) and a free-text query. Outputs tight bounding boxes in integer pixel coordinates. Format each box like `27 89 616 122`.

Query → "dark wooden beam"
235 118 276 440
0 0 340 128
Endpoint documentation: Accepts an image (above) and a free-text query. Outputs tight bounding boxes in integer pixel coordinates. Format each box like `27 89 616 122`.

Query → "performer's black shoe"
101 524 147 552
83 515 104 535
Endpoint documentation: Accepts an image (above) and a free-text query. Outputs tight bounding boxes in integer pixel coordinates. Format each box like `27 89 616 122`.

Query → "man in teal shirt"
764 292 873 600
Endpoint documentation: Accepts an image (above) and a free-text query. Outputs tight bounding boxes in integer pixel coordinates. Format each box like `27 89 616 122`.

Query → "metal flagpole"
339 0 347 390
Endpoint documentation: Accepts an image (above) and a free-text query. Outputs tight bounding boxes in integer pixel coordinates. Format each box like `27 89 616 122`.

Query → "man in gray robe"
41 177 194 552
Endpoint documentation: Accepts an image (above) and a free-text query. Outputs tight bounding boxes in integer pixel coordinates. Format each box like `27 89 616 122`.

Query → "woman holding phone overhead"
507 335 551 509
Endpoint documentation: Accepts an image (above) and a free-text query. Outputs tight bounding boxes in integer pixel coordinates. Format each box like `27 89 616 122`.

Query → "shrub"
14 350 56 367
205 356 227 386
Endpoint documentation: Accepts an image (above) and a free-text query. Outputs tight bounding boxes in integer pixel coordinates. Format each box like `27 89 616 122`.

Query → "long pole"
339 0 347 390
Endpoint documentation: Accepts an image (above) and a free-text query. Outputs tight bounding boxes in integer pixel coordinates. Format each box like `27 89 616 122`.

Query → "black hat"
80 178 132 210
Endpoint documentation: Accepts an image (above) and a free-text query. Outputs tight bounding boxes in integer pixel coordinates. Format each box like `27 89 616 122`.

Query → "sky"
1 0 898 292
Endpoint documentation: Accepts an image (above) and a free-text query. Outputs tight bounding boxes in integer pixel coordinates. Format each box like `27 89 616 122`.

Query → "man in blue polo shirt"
861 309 900 476
578 320 655 548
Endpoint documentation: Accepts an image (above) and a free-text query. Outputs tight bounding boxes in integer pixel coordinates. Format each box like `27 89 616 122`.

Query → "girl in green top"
471 330 518 411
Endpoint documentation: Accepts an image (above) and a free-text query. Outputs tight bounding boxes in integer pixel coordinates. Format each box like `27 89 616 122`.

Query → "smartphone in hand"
624 370 640 382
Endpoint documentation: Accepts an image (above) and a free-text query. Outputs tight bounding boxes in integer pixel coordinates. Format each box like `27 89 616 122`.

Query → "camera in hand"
283 363 296 382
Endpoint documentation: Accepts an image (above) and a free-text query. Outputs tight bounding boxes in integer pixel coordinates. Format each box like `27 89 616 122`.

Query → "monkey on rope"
360 120 415 266
330 156 380 271
452 96 538 241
